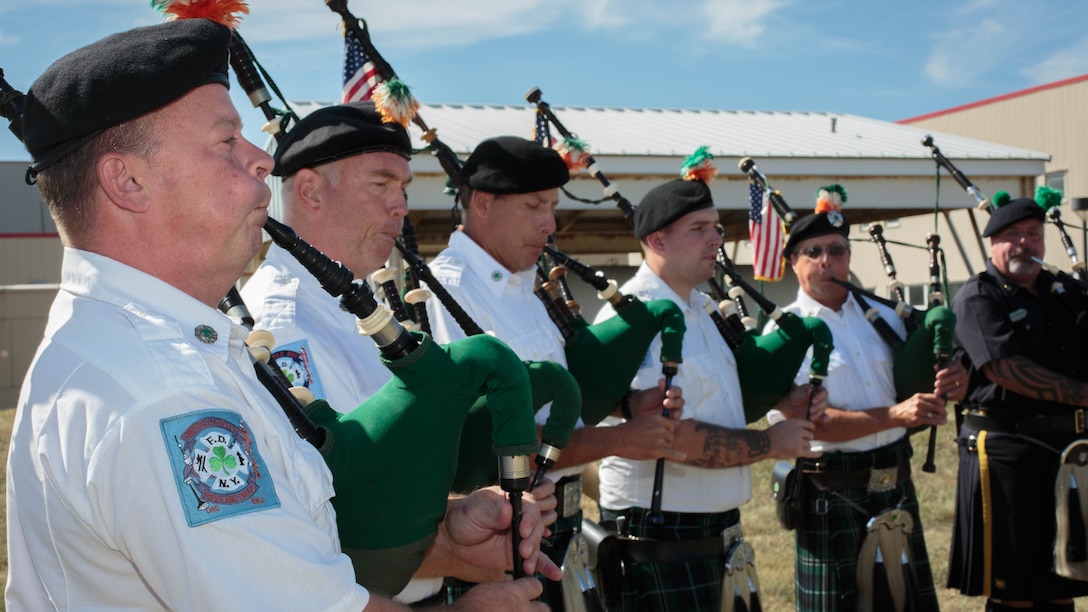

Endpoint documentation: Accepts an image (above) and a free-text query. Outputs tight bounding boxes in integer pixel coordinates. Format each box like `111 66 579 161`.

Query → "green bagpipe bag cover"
564 297 686 426
451 359 582 493
736 314 834 421
892 305 956 402
305 331 538 595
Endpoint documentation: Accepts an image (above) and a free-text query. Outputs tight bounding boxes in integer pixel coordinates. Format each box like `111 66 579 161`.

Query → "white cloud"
0 32 19 46
1021 36 1088 85
923 17 1007 85
700 0 784 47
239 1 575 50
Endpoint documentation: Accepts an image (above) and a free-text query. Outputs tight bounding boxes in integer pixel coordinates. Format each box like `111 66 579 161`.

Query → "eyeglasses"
799 244 850 260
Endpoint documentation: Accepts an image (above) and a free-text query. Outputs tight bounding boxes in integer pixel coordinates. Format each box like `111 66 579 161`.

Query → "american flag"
342 29 381 103
748 181 785 281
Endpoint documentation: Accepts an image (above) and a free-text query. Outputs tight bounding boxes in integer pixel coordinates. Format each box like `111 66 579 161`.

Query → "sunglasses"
799 244 850 260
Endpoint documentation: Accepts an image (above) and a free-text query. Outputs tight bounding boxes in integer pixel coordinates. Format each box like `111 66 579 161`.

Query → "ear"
644 229 667 254
97 153 150 213
293 168 327 213
469 190 495 219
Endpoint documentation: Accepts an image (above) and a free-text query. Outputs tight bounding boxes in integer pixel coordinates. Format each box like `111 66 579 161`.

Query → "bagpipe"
255 218 580 588
926 135 1086 284
712 252 835 420
182 2 581 591
923 134 992 213
0 67 25 142
860 224 957 471
525 86 637 224
535 245 685 525
738 156 798 228
381 231 583 495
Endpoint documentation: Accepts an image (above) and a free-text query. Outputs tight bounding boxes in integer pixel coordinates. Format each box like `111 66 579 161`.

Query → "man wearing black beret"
595 174 826 610
425 135 684 610
242 102 562 604
949 191 1088 610
7 15 552 612
767 185 966 611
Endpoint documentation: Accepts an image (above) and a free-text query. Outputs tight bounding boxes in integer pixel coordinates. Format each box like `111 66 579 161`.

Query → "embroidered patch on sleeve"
270 339 326 400
161 409 281 527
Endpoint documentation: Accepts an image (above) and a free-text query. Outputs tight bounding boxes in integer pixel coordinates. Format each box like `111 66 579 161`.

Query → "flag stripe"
749 181 785 281
342 30 381 103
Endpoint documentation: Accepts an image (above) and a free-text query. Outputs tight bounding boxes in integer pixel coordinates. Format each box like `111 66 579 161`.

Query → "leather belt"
965 409 1086 435
553 474 582 519
616 522 742 564
803 464 909 492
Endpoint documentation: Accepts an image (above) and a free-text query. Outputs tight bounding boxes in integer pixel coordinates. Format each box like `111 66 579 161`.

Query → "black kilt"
947 423 1088 600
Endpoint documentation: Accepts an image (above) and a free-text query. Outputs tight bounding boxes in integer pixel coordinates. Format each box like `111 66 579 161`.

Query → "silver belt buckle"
561 479 582 518
721 522 743 551
867 467 898 493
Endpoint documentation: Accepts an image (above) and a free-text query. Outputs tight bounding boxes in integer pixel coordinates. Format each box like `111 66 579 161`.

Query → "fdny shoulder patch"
161 409 280 527
270 339 326 400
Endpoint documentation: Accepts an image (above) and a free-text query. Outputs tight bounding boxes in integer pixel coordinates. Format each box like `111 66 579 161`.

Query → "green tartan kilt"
598 506 742 612
794 439 938 612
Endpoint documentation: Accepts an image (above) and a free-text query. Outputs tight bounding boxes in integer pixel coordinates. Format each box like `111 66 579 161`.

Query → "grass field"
582 422 1087 611
0 408 1083 610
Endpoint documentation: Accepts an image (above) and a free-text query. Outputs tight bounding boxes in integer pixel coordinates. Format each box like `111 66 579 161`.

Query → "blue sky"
2 0 1087 162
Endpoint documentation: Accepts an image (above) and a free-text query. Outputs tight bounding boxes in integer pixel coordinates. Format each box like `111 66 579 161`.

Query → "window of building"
1046 171 1068 201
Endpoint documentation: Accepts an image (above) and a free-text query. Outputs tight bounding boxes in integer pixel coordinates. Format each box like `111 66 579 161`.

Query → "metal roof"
285 101 1050 162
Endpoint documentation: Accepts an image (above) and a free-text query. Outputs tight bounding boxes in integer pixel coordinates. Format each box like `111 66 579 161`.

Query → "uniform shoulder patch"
270 339 326 400
161 409 281 527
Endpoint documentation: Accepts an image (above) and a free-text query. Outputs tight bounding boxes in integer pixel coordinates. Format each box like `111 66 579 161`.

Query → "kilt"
598 505 742 612
947 422 1088 600
794 437 938 612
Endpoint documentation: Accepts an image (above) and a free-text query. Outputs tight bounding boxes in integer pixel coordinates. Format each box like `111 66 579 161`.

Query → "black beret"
783 211 850 257
23 19 231 175
634 178 715 238
982 198 1045 237
460 136 570 194
272 101 412 177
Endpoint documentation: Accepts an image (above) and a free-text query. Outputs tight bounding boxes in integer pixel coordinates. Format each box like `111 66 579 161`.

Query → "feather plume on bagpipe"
145 0 580 590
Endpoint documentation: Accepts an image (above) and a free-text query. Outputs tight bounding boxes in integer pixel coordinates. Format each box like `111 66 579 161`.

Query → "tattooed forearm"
985 356 1088 406
689 423 771 468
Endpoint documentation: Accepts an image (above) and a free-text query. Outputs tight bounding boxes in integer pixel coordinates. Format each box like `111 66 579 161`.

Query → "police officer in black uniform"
949 195 1088 611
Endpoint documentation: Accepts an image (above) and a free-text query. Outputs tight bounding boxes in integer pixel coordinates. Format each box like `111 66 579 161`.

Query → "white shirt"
241 243 442 603
241 243 389 413
595 263 752 513
766 288 906 453
426 230 581 480
6 249 369 611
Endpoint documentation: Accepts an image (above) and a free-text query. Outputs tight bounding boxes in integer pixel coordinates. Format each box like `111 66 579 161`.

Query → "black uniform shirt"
952 259 1088 418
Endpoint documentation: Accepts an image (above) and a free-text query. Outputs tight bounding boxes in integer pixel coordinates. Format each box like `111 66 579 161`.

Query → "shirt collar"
449 230 536 299
62 247 245 364
633 263 700 312
793 285 860 318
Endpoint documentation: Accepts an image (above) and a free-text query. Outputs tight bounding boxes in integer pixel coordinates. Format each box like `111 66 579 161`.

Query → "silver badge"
827 210 844 228
195 325 218 344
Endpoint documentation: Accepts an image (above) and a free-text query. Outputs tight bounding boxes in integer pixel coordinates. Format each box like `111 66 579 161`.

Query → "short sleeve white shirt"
6 249 369 611
766 288 906 453
594 263 751 513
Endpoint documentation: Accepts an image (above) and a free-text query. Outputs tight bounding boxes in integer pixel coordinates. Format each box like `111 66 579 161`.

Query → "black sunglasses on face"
799 244 850 259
